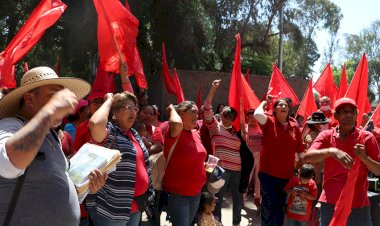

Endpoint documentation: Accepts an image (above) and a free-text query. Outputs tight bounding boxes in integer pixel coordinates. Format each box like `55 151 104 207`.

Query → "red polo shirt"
259 116 304 179
309 127 380 208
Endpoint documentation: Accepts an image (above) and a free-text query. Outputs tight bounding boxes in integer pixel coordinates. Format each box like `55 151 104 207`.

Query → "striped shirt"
86 121 152 221
203 102 241 171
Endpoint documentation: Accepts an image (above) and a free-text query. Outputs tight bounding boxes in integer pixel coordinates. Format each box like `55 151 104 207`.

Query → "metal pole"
278 1 284 71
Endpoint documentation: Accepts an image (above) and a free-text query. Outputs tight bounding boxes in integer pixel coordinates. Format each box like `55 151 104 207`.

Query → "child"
198 192 223 226
133 121 152 148
285 164 318 226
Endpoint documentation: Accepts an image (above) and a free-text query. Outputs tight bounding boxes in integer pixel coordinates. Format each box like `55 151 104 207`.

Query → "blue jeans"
214 169 243 225
167 192 201 226
287 218 307 226
87 209 141 226
320 202 372 226
259 172 289 226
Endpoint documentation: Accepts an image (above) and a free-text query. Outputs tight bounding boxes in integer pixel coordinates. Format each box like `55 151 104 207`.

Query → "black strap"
3 167 29 226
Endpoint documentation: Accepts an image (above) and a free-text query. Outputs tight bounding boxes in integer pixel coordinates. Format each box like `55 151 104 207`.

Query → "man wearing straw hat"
0 67 107 226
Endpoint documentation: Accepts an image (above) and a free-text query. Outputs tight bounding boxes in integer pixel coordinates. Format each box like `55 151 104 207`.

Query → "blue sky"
313 0 380 79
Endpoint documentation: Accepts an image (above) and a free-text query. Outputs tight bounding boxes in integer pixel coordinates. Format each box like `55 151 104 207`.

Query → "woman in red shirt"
163 102 207 226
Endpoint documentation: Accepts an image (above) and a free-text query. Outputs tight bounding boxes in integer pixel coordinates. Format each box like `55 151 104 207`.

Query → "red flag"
93 0 147 89
345 53 371 126
161 42 176 94
267 64 300 106
372 104 380 128
329 158 360 226
296 79 317 125
0 0 67 88
338 64 348 98
88 65 117 100
314 63 338 104
244 68 251 87
173 68 185 103
197 85 202 110
23 62 29 73
229 34 260 130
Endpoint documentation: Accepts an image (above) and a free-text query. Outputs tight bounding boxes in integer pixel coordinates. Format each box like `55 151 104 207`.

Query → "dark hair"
299 164 314 179
133 121 146 133
247 108 256 116
273 98 290 119
199 192 216 212
216 103 226 114
221 106 237 121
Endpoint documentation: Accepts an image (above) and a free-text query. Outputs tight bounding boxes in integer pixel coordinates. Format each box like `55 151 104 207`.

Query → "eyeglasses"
122 105 139 112
337 108 356 115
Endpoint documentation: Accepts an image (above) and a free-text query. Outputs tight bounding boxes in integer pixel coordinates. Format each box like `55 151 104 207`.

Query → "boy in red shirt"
285 164 318 226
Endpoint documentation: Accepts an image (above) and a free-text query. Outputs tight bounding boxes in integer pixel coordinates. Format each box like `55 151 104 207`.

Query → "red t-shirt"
159 121 169 138
284 176 317 222
309 128 380 208
126 131 149 213
259 116 305 179
61 131 74 157
163 130 207 196
74 120 91 153
146 125 164 145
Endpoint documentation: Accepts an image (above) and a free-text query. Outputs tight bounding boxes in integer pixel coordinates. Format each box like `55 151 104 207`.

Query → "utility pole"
278 1 284 71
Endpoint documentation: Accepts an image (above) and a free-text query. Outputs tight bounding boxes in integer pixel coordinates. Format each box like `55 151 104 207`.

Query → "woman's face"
274 100 289 119
221 112 235 128
246 113 257 126
180 105 199 130
137 105 154 125
114 99 139 130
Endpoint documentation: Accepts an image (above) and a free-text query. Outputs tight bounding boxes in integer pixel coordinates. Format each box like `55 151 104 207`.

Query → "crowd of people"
0 66 380 226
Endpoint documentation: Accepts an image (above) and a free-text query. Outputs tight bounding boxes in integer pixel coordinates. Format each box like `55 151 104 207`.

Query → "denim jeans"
259 172 289 226
287 218 307 226
320 202 372 226
87 209 141 226
167 192 201 226
214 169 244 225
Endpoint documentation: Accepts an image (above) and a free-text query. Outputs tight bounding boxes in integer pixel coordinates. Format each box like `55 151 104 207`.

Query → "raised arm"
205 79 221 105
89 93 113 143
167 104 183 138
254 101 268 125
5 89 77 169
120 61 134 94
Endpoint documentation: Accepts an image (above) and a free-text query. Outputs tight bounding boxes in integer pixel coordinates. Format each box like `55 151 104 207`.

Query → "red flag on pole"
0 0 67 88
173 68 185 103
296 79 317 125
229 34 260 130
338 64 348 98
267 64 300 105
314 63 338 104
345 53 371 126
197 85 202 110
372 104 380 128
244 68 251 87
93 0 147 89
23 62 29 73
161 42 176 94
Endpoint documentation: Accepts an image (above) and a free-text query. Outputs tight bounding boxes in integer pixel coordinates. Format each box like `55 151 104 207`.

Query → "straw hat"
0 67 91 119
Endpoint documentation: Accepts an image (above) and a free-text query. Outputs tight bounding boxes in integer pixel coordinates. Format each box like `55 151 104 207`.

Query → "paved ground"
141 193 261 226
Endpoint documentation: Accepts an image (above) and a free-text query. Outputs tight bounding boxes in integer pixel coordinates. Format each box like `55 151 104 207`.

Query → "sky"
312 0 380 79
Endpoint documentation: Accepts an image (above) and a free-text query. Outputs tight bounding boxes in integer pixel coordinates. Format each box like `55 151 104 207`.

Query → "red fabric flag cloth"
0 0 67 88
88 65 117 100
93 0 147 89
197 85 202 110
345 53 370 126
296 79 317 125
267 64 300 106
314 63 338 104
161 42 176 94
173 68 185 103
23 62 29 73
229 34 260 130
244 68 251 87
372 104 380 128
338 64 348 98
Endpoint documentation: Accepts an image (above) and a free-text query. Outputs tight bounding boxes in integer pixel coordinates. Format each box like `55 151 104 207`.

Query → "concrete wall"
146 70 309 118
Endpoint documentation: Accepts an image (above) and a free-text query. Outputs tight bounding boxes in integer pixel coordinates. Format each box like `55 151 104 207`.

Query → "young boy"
285 164 318 226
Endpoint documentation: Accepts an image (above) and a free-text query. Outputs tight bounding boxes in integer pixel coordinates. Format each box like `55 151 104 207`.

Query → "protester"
284 164 317 226
197 192 223 226
244 109 262 208
64 99 89 140
163 102 207 226
56 125 75 158
204 80 243 226
318 96 337 127
254 98 305 226
0 67 106 226
304 97 380 226
137 104 163 155
216 103 226 114
151 105 162 127
88 91 153 226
